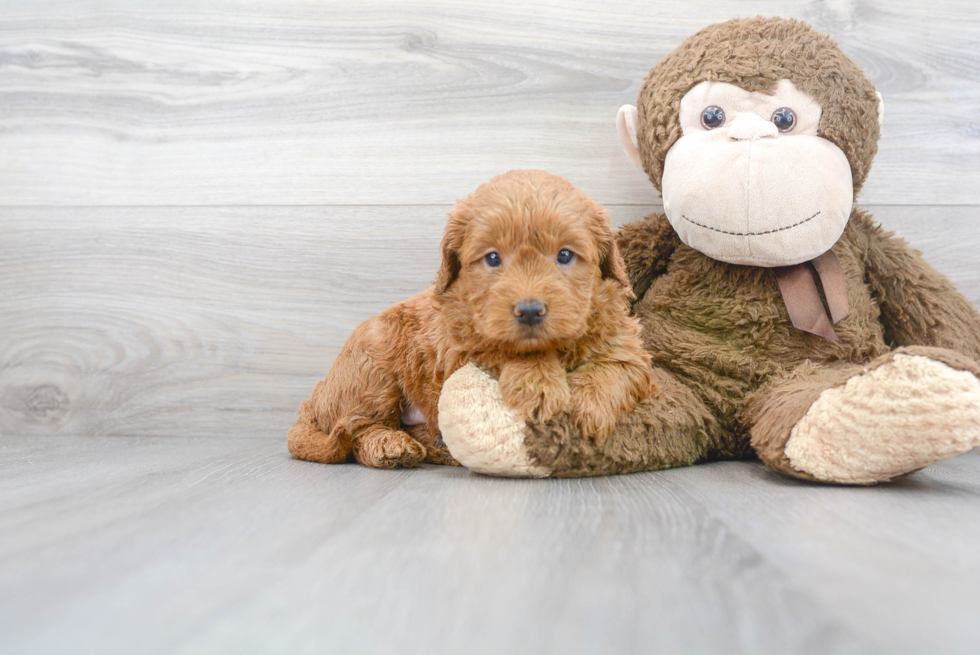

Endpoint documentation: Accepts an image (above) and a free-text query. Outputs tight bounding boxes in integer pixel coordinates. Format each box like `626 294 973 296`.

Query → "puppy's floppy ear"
592 207 631 291
434 207 467 294
600 234 632 292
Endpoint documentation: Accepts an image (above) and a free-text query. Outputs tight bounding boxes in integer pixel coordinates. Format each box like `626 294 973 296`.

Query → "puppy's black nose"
514 300 547 326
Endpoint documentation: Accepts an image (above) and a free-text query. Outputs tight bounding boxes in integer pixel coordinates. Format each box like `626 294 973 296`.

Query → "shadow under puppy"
288 169 654 469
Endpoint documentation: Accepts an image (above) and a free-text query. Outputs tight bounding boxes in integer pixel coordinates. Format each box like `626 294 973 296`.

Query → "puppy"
288 170 654 469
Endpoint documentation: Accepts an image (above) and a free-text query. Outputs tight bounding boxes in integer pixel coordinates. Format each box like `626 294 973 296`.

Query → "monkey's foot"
438 364 552 478
786 353 980 484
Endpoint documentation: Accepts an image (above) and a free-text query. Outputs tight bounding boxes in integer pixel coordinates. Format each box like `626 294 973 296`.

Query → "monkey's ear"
876 91 884 128
434 212 465 294
616 105 643 169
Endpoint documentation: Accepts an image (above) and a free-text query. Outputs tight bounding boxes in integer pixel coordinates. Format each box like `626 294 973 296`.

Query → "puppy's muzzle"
514 300 547 326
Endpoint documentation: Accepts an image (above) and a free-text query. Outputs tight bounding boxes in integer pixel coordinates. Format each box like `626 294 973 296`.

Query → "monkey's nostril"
514 300 547 326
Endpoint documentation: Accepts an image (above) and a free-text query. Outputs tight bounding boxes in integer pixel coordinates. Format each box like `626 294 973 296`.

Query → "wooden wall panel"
2 205 977 438
0 0 978 206
2 1 978 437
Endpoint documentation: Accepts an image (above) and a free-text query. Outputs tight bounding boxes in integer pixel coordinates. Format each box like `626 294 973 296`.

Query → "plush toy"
438 16 980 483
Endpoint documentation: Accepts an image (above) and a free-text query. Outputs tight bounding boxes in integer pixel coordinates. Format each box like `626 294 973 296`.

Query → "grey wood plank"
0 435 886 655
0 0 978 206
2 204 978 439
0 205 448 439
671 452 980 654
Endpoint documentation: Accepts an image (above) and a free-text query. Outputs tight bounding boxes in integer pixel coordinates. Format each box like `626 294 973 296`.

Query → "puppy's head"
435 170 630 353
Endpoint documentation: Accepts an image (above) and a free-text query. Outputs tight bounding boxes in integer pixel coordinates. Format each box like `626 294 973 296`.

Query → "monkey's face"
660 79 853 267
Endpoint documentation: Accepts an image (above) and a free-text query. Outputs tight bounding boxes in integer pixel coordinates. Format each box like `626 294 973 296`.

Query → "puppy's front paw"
567 358 653 448
569 397 620 448
499 370 571 423
404 424 460 466
426 435 462 466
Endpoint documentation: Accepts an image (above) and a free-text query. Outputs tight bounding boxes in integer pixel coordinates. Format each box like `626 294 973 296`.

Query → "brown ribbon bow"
773 250 849 341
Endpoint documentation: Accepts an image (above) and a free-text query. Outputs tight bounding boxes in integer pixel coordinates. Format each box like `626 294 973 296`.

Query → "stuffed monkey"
438 16 980 483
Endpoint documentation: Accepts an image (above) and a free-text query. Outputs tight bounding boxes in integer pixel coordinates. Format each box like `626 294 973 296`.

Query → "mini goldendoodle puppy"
288 170 654 469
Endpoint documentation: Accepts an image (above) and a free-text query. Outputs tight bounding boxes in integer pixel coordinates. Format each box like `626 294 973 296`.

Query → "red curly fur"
288 170 654 469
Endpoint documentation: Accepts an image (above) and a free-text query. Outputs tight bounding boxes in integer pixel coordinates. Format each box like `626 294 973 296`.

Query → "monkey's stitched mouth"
681 211 820 237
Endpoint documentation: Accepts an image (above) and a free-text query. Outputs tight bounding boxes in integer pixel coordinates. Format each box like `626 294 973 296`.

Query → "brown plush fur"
521 209 980 478
288 170 653 468
511 18 980 480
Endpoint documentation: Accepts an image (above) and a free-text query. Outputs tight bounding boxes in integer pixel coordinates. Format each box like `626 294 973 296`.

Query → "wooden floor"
2 436 980 654
3 1 980 653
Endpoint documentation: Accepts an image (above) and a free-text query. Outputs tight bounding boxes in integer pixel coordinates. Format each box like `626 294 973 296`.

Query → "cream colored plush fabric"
617 104 643 169
786 354 980 484
661 79 853 267
438 363 552 478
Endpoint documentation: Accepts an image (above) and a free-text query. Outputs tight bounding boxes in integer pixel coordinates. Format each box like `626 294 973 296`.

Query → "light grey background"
2 2 979 654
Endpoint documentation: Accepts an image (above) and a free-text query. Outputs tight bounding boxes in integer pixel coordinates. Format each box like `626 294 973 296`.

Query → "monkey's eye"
700 105 726 129
771 107 797 132
556 249 575 265
484 252 502 268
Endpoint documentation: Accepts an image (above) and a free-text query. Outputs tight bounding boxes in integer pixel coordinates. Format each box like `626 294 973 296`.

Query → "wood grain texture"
3 436 980 653
677 459 980 654
2 4 979 653
0 0 978 206
2 204 977 439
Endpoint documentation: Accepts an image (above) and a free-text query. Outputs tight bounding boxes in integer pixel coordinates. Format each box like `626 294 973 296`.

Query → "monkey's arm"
616 213 679 307
853 210 980 361
439 362 727 478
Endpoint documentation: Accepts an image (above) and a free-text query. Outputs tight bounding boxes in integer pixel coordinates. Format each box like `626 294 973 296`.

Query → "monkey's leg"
746 346 980 484
438 363 726 477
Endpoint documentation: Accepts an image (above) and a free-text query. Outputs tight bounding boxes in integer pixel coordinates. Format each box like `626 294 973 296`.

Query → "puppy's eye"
484 252 502 268
700 105 725 130
556 249 575 265
771 107 797 132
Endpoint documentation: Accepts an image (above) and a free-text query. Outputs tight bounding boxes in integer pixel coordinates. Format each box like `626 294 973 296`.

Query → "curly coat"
288 170 653 469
